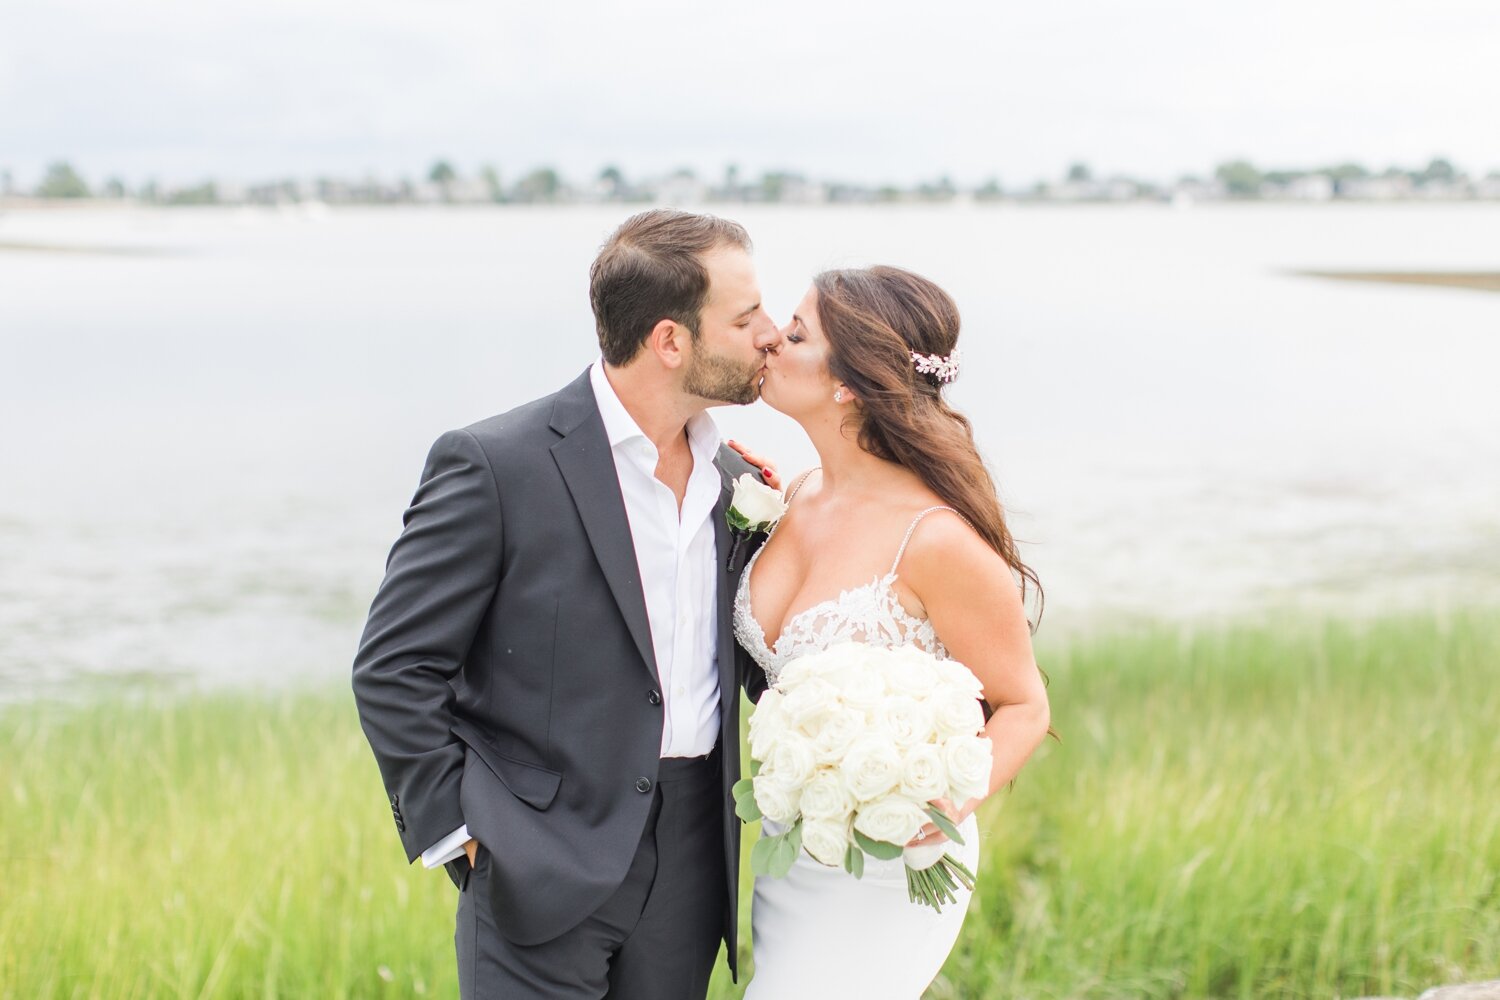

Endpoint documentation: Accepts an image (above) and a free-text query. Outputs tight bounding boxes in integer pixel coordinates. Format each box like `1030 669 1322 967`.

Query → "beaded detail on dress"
731 469 963 688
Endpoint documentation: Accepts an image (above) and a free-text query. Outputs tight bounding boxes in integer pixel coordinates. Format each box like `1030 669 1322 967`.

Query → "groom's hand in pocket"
464 838 478 867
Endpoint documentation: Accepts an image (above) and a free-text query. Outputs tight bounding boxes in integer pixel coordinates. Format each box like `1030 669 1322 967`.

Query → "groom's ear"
648 318 689 370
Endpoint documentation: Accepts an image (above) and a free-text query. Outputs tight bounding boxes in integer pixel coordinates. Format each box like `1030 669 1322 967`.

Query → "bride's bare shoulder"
900 507 999 571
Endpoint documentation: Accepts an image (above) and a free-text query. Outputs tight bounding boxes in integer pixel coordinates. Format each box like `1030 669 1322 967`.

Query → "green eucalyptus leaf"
924 805 965 846
854 830 904 861
733 780 762 823
768 832 798 879
843 843 865 879
750 834 776 876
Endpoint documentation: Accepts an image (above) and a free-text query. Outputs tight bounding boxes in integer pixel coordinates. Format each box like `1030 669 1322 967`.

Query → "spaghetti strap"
784 467 820 506
762 468 819 542
890 506 967 575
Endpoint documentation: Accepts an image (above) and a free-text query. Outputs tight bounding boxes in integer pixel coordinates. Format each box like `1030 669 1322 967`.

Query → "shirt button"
635 777 653 793
647 689 662 705
675 685 685 697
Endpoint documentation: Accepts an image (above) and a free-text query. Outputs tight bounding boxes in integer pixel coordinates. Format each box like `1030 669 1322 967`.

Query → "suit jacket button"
647 690 662 705
635 777 653 793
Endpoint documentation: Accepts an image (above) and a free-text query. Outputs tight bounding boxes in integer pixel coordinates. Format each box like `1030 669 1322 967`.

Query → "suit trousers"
456 748 728 999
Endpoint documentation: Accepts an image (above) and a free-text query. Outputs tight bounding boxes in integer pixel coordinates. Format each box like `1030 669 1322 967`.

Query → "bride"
732 266 1053 999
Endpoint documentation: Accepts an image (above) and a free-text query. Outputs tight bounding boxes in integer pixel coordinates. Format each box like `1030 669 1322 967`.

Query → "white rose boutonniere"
725 473 788 571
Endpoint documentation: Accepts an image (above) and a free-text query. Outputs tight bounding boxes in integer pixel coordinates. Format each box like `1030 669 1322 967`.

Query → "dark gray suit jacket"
352 368 766 976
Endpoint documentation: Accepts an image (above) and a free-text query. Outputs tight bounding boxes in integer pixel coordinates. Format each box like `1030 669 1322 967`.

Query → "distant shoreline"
1294 270 1500 294
0 238 175 256
6 196 1500 213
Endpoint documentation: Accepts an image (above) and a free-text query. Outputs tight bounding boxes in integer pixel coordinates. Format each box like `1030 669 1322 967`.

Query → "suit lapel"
713 450 740 710
550 371 660 684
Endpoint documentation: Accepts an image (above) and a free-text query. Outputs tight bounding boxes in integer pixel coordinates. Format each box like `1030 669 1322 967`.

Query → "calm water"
2 203 1497 702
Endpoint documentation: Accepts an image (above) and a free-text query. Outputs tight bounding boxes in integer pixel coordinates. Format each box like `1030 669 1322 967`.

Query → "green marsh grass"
2 609 1497 998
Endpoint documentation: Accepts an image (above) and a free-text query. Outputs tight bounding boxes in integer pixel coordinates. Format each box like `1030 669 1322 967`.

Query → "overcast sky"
3 0 1498 188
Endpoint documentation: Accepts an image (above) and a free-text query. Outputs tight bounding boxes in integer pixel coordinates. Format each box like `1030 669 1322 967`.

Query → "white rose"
790 642 874 690
898 743 948 802
766 732 817 788
853 796 928 847
839 735 903 801
943 735 994 802
882 650 940 699
754 688 786 716
780 678 840 734
800 818 851 867
874 696 934 748
777 655 816 689
932 658 985 697
798 648 852 681
748 691 789 762
752 769 803 824
833 663 889 712
798 769 856 821
810 706 866 764
730 473 788 531
931 688 986 739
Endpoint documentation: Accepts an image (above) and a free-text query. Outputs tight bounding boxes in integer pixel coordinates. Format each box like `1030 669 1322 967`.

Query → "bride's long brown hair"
813 266 1044 632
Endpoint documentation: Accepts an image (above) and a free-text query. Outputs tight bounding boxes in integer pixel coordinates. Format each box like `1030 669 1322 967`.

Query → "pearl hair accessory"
910 347 962 384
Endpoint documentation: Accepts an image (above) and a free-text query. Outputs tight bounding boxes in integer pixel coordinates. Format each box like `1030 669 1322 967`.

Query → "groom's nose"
753 316 781 353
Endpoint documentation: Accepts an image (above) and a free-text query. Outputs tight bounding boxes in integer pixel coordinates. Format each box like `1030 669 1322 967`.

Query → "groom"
351 209 778 998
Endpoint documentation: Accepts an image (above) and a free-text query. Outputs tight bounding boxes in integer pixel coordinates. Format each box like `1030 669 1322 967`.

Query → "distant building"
445 178 494 204
1284 175 1335 201
1340 175 1414 200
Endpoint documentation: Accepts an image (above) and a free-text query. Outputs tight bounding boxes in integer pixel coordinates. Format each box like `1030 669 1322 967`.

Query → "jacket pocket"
452 719 562 810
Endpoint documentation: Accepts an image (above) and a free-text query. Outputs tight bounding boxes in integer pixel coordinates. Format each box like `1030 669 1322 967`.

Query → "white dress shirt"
422 361 725 868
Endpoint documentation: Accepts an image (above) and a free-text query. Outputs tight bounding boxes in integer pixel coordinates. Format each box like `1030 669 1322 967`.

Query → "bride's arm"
900 512 1051 825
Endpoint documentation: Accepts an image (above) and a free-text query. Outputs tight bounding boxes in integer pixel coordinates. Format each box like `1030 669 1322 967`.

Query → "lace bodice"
731 470 963 688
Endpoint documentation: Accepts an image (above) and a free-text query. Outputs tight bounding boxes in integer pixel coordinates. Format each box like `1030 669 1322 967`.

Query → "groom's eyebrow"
733 302 761 320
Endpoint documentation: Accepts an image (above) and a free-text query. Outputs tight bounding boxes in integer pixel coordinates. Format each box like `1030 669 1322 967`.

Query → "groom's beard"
683 341 762 405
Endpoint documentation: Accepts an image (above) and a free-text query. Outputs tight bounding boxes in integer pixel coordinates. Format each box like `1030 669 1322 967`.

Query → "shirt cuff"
421 823 470 869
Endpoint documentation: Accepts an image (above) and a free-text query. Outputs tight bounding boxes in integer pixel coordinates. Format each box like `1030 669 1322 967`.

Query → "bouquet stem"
906 853 977 912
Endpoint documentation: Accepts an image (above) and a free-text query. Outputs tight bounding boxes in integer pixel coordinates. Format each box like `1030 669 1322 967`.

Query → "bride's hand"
726 440 781 491
906 797 970 847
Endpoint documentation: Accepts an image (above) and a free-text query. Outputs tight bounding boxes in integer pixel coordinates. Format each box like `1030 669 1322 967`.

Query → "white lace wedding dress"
733 471 981 999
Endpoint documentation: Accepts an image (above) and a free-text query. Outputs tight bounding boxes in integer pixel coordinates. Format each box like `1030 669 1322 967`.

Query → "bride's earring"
834 390 844 403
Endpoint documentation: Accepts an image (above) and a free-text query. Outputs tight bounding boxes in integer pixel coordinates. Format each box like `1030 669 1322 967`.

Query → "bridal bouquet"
733 642 993 912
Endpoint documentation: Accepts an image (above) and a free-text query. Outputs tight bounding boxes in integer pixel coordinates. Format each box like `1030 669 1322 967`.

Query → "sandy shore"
0 239 173 255
1295 270 1500 293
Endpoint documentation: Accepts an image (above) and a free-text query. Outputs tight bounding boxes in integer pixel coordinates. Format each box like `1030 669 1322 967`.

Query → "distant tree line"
1211 157 1464 198
7 156 1498 205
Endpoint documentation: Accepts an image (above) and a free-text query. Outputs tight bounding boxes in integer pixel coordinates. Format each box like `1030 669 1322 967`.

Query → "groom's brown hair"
590 209 751 366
